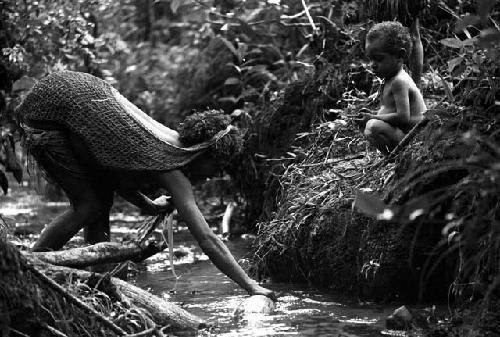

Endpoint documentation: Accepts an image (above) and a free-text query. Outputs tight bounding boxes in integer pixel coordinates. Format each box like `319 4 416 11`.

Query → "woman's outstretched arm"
154 169 275 300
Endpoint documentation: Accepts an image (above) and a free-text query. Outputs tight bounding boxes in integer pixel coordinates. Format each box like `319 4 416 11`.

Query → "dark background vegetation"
1 0 500 334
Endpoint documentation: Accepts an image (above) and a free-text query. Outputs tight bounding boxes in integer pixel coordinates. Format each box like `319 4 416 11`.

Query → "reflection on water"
133 238 407 337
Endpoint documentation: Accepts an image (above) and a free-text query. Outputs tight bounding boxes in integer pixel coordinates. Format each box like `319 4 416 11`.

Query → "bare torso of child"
378 69 426 132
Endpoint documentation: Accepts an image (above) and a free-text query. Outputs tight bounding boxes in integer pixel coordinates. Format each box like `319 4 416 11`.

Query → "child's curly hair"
366 21 412 57
178 109 243 162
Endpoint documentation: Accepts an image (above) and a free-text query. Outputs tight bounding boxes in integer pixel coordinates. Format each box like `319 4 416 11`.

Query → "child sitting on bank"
355 21 426 155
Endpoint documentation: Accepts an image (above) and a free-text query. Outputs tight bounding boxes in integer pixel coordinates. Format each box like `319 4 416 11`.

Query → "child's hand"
354 109 373 129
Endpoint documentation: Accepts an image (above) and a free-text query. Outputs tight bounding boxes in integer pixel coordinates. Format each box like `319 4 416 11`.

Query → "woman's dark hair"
178 109 243 161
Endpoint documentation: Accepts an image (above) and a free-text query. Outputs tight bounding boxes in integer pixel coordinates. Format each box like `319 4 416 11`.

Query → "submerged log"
112 277 205 330
29 241 166 268
29 259 205 331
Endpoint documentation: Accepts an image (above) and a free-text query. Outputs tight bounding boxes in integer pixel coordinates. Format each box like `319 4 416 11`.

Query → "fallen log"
112 277 205 330
28 241 167 268
28 257 205 331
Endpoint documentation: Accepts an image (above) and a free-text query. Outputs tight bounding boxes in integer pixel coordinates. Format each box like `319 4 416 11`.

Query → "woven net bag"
16 71 215 172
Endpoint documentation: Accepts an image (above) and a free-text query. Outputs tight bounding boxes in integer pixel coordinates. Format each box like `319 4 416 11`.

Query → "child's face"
365 38 402 79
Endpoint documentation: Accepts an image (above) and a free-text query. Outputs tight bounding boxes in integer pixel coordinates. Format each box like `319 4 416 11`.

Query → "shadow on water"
1 181 415 337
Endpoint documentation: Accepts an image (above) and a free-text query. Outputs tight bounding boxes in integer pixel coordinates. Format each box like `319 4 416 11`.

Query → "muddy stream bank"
1 181 438 336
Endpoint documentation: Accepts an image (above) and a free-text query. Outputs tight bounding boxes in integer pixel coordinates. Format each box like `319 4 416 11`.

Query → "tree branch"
301 0 319 32
28 263 128 336
29 241 167 268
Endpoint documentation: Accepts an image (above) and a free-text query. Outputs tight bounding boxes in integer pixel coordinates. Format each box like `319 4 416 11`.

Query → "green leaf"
462 37 478 46
440 38 464 49
218 37 240 62
448 56 464 73
224 77 241 85
218 96 240 104
64 54 80 61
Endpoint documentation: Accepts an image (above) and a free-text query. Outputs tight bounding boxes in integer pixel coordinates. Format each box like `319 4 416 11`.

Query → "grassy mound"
252 115 380 292
253 104 499 305
0 237 167 336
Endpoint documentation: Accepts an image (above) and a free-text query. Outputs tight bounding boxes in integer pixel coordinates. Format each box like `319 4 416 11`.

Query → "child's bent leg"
364 119 405 155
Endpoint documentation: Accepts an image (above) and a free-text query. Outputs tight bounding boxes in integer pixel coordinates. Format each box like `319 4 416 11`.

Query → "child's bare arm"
367 79 411 127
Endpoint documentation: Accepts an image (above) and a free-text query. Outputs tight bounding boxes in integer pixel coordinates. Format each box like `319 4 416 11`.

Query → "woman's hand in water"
249 284 277 301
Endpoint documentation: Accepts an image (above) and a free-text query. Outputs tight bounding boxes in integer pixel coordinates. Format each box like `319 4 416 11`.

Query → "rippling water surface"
133 236 411 337
2 182 414 337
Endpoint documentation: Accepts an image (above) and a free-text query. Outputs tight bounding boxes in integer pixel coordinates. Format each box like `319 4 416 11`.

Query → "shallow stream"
1 181 417 337
133 234 404 337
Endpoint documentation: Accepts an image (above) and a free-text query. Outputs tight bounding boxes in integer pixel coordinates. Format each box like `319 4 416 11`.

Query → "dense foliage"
246 2 500 334
1 2 500 332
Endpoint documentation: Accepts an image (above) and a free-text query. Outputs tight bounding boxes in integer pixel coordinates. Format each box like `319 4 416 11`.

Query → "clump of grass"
383 106 500 304
252 114 387 290
66 274 154 335
0 237 158 336
252 102 500 305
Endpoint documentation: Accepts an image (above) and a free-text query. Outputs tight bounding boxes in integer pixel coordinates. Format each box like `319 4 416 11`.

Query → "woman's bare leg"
32 154 113 251
33 209 85 251
83 190 114 244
